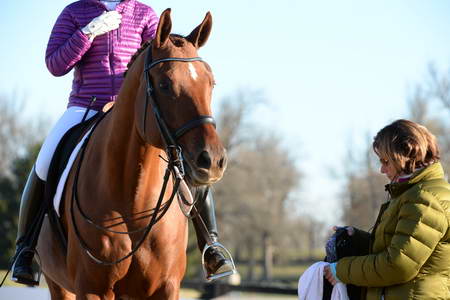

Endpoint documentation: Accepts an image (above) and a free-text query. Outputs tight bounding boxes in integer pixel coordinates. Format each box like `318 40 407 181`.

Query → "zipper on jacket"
109 30 115 99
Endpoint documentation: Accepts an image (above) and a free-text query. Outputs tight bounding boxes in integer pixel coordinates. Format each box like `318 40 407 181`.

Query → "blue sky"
2 1 450 224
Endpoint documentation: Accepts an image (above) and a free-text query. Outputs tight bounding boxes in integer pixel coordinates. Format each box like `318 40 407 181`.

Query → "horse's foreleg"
148 280 180 300
75 290 115 300
74 276 115 300
75 292 115 300
45 274 76 300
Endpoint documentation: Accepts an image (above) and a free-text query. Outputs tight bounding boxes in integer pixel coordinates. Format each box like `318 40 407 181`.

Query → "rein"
70 44 216 265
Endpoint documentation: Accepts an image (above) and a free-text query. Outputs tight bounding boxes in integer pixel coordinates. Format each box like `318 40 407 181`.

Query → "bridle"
142 44 216 176
70 43 216 265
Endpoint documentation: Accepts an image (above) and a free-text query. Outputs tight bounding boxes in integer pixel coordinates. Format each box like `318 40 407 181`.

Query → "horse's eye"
159 80 170 91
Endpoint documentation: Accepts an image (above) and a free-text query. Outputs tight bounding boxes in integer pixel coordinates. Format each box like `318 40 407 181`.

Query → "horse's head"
135 9 227 186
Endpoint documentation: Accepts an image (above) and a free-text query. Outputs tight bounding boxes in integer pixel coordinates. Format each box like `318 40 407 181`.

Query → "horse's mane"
124 40 152 77
124 34 187 77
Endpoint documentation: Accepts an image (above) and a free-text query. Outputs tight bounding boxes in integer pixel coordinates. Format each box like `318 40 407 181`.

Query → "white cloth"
298 261 349 300
35 106 97 180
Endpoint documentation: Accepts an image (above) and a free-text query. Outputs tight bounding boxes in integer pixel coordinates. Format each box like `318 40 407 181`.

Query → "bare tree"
0 95 26 177
0 94 49 178
408 65 450 172
340 136 387 230
428 64 450 111
214 90 302 281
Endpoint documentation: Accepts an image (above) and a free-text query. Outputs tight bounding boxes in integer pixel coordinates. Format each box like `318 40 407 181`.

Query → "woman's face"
378 156 399 181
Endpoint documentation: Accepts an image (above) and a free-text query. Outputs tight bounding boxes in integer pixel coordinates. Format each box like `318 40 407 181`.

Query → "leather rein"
70 44 216 265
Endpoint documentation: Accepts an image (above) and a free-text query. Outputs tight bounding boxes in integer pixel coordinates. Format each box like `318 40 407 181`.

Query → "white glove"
82 11 122 41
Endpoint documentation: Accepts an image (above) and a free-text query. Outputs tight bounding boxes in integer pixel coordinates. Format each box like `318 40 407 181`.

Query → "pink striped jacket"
46 0 159 111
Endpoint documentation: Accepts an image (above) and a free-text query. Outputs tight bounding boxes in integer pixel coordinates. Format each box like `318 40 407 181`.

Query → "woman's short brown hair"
373 119 440 174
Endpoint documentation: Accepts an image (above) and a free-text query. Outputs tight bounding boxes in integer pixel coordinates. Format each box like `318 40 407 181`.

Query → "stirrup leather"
201 242 237 281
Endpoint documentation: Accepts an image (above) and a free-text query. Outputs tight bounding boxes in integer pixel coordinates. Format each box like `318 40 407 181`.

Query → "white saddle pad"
53 128 92 216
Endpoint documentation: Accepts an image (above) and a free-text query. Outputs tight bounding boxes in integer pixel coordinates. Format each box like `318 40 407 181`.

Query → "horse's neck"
90 88 169 213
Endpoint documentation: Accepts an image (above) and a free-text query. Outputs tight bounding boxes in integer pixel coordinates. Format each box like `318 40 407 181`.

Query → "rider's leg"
11 166 45 285
192 188 236 280
12 106 97 285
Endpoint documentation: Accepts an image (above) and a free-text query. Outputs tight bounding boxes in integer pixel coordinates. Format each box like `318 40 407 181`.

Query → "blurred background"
1 0 450 298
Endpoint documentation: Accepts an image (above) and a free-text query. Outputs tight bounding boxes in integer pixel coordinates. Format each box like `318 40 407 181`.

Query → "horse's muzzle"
184 147 227 186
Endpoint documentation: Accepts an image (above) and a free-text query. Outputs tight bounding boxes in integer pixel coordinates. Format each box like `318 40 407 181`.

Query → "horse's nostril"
218 156 227 169
197 151 212 169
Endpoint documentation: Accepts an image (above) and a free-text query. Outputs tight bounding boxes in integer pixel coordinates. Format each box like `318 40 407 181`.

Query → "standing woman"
325 119 450 300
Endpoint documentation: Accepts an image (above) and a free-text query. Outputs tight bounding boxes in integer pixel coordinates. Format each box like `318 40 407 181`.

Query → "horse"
36 9 227 299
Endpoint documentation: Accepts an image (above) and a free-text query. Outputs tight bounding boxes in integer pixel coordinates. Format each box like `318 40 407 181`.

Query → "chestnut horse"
36 9 226 300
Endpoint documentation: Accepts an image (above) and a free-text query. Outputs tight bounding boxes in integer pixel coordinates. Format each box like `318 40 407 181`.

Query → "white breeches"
35 106 97 180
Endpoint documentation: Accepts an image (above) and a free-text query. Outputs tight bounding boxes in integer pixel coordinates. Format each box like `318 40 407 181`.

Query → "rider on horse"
12 0 235 285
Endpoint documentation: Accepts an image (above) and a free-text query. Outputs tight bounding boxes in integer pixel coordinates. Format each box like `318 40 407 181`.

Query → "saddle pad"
53 128 92 216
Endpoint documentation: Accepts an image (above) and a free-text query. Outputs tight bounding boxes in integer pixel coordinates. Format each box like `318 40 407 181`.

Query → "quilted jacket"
45 0 159 111
336 162 450 300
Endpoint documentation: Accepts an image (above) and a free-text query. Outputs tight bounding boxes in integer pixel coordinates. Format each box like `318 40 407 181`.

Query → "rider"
12 0 234 285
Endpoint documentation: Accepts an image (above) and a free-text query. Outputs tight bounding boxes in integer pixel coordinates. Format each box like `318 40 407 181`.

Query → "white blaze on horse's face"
188 63 198 81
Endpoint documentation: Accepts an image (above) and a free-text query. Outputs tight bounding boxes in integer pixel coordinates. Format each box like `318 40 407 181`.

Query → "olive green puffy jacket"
336 162 450 300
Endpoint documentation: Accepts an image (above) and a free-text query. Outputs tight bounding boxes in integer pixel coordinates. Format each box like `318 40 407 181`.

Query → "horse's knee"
152 279 180 299
46 275 76 300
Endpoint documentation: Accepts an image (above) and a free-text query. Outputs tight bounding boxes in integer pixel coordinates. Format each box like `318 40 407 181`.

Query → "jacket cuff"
330 262 340 282
73 29 93 51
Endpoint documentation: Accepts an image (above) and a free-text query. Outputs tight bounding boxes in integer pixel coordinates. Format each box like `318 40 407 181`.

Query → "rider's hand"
82 11 122 41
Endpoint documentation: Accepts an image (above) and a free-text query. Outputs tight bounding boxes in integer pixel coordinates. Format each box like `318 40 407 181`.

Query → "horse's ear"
154 8 172 48
186 12 212 48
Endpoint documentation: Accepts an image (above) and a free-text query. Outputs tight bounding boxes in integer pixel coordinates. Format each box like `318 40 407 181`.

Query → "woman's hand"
82 11 122 41
324 264 338 285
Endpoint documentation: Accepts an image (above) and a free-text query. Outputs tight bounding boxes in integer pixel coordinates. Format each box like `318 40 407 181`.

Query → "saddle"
44 113 101 250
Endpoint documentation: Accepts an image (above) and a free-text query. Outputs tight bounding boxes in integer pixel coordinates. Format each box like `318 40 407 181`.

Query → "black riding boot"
11 166 45 286
192 188 236 281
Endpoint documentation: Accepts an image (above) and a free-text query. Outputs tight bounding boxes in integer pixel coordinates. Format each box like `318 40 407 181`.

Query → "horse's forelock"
125 34 191 77
169 34 187 47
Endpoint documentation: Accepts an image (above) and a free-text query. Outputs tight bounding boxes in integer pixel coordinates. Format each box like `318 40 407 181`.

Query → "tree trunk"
262 232 273 280
247 238 256 281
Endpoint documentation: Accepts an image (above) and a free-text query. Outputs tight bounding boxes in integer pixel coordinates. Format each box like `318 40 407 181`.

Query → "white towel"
298 261 349 300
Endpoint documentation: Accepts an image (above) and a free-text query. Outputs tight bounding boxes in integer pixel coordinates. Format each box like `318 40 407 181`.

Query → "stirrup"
201 242 237 282
11 247 41 286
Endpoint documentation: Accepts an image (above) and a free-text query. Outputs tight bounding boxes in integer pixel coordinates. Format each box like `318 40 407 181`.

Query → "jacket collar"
82 0 135 13
385 162 445 197
82 0 134 5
